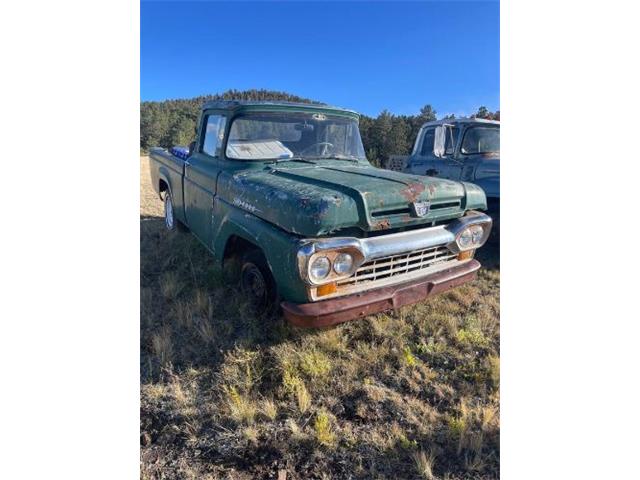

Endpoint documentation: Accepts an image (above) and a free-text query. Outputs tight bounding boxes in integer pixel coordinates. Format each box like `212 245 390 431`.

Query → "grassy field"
140 156 500 479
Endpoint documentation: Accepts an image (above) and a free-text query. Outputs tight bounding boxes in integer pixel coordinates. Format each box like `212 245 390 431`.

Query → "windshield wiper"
271 156 317 165
309 155 360 163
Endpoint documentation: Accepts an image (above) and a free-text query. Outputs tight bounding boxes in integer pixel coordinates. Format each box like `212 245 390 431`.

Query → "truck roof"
201 100 359 117
421 117 500 127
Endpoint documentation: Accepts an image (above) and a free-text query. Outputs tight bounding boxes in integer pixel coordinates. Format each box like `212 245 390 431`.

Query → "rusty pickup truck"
404 118 500 234
148 101 492 327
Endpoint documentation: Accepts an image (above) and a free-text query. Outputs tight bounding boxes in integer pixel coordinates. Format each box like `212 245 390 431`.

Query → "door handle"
426 169 438 176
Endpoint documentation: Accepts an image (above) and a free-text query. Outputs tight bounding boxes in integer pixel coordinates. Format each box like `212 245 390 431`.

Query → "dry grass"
139 156 500 479
224 386 257 425
313 409 336 447
413 450 436 480
260 398 278 421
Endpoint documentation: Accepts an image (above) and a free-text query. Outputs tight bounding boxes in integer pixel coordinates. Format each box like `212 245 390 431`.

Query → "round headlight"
458 228 473 248
310 256 331 281
470 225 484 244
333 252 354 275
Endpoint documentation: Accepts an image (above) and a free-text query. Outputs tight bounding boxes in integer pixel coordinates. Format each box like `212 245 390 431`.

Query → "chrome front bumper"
283 259 482 328
296 211 491 301
299 211 492 265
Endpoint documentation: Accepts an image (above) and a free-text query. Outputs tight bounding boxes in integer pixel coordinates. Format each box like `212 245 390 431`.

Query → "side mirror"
433 126 446 158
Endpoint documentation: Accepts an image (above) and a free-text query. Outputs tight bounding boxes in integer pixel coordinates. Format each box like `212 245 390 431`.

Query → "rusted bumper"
281 259 481 328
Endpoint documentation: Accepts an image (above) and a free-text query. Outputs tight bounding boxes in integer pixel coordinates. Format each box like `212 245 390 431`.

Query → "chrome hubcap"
165 195 174 229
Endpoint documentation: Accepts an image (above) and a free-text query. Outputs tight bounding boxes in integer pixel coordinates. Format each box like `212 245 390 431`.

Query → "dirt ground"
140 156 500 479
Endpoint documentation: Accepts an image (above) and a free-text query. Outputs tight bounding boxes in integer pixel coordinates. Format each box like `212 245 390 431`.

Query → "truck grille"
337 246 457 287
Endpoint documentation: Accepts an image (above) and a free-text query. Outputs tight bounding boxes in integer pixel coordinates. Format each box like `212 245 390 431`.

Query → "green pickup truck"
149 101 492 327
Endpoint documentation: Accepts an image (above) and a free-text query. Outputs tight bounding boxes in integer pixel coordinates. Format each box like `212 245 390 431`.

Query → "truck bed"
148 147 187 216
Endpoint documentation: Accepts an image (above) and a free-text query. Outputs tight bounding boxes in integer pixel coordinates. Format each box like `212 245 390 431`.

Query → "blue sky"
141 1 499 117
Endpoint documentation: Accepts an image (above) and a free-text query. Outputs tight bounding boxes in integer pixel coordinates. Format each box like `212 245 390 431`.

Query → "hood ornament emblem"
410 201 430 218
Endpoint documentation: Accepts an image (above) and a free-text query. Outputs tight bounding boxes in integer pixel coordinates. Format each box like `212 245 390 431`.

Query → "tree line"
140 89 499 167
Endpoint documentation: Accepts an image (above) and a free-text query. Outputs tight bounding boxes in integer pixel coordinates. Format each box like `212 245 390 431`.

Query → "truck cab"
148 101 493 327
404 118 500 233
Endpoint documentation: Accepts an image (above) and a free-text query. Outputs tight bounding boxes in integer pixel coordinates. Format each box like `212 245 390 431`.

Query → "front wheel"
239 249 278 313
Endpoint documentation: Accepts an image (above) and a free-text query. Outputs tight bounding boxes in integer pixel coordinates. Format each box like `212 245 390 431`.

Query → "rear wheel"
163 191 188 232
164 191 176 231
240 249 277 313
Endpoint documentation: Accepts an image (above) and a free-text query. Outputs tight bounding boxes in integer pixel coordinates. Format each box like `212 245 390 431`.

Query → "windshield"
226 112 366 161
461 126 500 155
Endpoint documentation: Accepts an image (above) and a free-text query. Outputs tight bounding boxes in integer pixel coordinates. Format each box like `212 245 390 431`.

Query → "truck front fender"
212 199 308 303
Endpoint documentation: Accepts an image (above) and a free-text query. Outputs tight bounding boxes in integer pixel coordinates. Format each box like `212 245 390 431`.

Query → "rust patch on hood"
400 182 426 202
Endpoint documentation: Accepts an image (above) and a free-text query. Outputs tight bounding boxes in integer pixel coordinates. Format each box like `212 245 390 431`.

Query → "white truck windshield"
226 112 366 161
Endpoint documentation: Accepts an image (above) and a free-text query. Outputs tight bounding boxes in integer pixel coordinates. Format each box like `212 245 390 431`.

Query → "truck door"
183 114 227 247
456 125 500 183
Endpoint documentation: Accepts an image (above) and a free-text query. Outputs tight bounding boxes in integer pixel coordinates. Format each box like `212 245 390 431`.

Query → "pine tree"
370 110 393 167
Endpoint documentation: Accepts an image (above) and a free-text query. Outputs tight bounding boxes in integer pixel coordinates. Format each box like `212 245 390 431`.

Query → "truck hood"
218 162 486 237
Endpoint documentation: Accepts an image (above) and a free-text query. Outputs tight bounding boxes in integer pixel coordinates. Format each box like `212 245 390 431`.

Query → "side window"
202 115 227 157
420 128 436 156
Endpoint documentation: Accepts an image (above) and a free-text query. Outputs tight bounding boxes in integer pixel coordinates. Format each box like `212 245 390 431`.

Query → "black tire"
239 249 278 313
163 191 188 232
